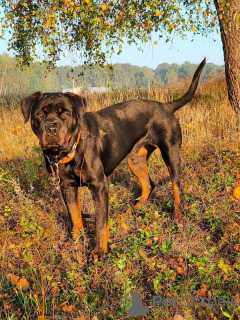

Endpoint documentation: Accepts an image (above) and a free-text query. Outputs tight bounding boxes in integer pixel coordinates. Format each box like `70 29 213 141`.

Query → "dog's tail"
164 58 206 113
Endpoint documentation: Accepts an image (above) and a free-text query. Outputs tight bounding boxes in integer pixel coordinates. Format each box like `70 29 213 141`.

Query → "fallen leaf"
59 300 68 307
225 186 233 194
233 244 240 252
176 267 184 275
236 173 240 180
62 304 74 312
233 186 240 199
17 278 30 291
8 273 20 285
198 283 208 297
174 315 184 320
222 274 229 281
194 232 205 240
121 222 129 231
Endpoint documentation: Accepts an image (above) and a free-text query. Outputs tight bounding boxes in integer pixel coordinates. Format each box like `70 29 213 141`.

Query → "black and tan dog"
20 59 205 258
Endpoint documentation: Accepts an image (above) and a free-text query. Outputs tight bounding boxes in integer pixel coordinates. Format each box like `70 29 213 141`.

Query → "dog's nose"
45 123 59 135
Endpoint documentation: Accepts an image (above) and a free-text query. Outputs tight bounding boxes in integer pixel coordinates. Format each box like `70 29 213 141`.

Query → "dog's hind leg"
127 146 155 210
160 142 184 227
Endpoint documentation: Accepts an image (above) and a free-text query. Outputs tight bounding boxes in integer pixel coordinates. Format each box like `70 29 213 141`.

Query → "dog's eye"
61 112 69 119
37 111 45 119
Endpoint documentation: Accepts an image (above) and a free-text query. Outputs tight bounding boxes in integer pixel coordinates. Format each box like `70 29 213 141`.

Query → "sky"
109 33 224 68
0 28 224 69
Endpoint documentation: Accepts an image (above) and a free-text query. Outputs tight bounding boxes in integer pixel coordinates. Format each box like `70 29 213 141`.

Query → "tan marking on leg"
92 224 109 256
173 181 183 227
100 224 109 253
69 197 83 239
173 181 181 209
128 147 153 209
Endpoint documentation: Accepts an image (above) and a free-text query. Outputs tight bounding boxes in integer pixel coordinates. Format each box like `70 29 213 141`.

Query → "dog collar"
47 131 81 191
60 131 81 164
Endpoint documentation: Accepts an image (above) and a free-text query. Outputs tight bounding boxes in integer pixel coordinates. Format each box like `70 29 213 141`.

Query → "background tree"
0 0 239 122
214 0 240 125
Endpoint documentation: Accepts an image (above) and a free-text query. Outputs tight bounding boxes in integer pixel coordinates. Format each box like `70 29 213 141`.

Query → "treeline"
0 53 224 95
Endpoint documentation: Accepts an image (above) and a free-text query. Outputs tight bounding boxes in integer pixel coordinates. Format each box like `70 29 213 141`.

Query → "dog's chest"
73 167 91 186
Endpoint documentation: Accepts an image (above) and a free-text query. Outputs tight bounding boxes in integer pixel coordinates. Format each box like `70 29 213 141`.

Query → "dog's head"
20 92 86 159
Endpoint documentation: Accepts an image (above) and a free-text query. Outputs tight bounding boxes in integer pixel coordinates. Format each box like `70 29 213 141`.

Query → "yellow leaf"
156 10 162 17
102 4 107 10
121 222 129 231
233 186 240 199
225 186 233 194
191 26 196 32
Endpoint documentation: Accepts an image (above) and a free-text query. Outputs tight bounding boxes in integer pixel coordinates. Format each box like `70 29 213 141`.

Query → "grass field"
0 77 239 320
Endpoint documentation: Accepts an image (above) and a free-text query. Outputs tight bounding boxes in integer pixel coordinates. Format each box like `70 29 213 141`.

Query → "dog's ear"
20 91 43 123
63 92 86 122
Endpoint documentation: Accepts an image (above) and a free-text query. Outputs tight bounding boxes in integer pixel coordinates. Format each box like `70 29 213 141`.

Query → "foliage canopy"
0 0 218 69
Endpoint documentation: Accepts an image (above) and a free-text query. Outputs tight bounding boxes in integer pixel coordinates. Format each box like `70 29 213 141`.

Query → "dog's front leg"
60 180 83 239
90 176 109 258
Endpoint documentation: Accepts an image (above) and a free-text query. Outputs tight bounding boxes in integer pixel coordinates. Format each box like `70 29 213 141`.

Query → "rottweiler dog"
20 59 205 258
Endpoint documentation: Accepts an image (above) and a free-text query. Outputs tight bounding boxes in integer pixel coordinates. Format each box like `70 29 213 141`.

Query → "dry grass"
0 77 239 320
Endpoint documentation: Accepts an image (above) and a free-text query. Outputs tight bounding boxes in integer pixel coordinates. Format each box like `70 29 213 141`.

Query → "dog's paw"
174 214 184 229
90 247 108 262
72 227 82 240
133 200 149 211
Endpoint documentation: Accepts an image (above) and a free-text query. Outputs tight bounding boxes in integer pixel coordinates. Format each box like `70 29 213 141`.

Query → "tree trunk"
214 0 240 127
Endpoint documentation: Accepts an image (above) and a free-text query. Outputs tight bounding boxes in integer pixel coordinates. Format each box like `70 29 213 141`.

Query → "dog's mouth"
40 134 63 147
40 140 66 152
41 141 69 163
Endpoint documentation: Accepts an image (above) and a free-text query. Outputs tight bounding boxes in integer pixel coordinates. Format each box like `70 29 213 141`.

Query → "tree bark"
214 0 240 127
